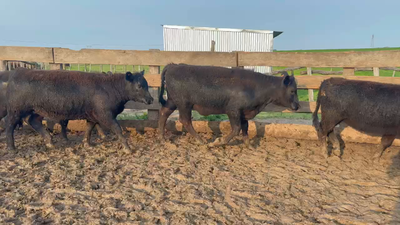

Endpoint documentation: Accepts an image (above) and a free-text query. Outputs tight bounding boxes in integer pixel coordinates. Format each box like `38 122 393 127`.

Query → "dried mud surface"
1 128 400 224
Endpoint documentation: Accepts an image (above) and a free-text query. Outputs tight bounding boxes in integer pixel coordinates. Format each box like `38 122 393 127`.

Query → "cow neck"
258 75 283 103
109 74 130 104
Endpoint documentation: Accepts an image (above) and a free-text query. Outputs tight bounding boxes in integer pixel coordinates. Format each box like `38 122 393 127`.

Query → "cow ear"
140 70 145 76
125 72 134 81
282 74 291 86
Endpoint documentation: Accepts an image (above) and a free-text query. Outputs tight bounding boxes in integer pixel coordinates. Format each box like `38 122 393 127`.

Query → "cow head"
276 71 299 111
125 70 154 105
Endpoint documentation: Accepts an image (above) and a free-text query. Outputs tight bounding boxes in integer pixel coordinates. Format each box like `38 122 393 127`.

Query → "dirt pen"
1 47 400 224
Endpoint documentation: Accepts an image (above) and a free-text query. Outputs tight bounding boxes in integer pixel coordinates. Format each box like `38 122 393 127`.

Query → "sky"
0 0 399 51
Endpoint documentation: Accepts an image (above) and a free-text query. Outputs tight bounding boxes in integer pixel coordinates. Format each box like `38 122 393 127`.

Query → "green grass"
116 111 315 121
117 113 148 120
191 111 314 121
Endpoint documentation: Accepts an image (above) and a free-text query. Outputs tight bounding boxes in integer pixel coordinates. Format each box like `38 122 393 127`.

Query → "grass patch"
191 111 315 121
117 113 148 120
115 111 317 122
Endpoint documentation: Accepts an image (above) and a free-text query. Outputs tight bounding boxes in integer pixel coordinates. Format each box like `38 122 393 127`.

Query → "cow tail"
312 83 323 140
159 66 168 106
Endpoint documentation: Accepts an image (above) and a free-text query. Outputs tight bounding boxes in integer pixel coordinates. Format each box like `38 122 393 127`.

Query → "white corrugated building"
162 25 283 74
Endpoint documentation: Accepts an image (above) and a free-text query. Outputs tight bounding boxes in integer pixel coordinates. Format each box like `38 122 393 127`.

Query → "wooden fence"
2 46 400 121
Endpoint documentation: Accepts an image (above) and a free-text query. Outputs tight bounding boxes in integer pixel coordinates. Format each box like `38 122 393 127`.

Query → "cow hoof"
158 135 167 143
244 140 255 150
208 138 224 147
121 147 132 155
195 139 206 145
99 134 107 140
45 143 55 149
83 142 93 149
372 153 383 162
7 147 16 152
158 138 166 145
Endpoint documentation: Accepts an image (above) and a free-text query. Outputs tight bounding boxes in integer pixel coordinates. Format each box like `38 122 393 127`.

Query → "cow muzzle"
291 102 300 111
144 96 154 105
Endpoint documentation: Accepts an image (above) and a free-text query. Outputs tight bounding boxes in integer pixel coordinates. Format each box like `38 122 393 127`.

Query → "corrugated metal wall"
163 26 274 73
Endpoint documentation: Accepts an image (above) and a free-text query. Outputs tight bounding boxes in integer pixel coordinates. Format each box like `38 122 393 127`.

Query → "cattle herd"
0 64 399 159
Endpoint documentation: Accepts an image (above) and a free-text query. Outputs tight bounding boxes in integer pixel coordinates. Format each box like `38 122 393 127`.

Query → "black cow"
0 75 22 131
5 69 153 152
158 64 299 147
0 70 106 140
313 77 400 158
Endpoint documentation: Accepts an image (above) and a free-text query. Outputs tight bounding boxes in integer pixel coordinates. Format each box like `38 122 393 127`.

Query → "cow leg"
0 108 7 135
336 132 346 159
158 101 177 140
95 124 106 140
211 111 241 147
178 108 204 144
28 114 54 149
59 120 69 141
326 131 336 158
241 119 251 147
320 113 343 157
377 135 396 159
46 120 56 133
5 112 22 151
17 120 23 129
83 121 96 148
98 116 131 153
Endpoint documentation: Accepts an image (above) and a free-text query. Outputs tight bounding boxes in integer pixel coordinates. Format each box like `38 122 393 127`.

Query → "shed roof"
162 25 283 38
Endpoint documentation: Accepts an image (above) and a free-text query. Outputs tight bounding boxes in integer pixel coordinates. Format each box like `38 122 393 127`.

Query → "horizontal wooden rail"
263 102 317 113
2 46 400 68
238 51 400 67
53 48 237 66
144 74 400 90
295 75 400 89
0 46 53 62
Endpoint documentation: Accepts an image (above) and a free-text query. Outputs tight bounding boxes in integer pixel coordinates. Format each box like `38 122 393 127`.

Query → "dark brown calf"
0 70 106 140
313 77 400 158
158 64 299 147
5 69 153 152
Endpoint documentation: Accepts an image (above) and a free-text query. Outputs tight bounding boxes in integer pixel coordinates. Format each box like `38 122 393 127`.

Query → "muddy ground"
1 127 400 224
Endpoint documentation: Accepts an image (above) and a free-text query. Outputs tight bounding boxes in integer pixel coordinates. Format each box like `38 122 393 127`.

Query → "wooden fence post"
234 51 244 69
373 67 379 76
0 60 6 71
307 67 314 101
147 49 161 121
342 67 355 76
49 63 63 70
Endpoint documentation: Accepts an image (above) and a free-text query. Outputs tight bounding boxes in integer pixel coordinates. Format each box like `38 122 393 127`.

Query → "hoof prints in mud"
1 129 400 224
